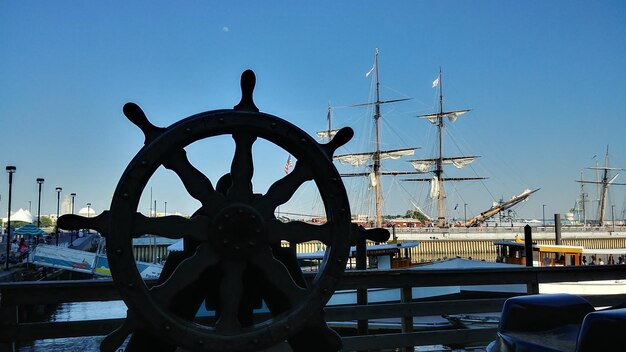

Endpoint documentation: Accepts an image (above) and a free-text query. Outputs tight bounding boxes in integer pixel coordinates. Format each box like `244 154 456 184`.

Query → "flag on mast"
284 155 293 174
432 75 440 88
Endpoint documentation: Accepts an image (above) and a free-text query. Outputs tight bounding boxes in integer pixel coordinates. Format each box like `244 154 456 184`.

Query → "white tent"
10 208 34 223
78 207 97 217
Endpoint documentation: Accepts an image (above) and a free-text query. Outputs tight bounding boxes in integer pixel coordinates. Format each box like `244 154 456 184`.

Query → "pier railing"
2 265 626 351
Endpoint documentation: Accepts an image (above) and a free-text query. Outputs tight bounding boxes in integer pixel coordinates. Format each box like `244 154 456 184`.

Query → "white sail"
429 176 439 199
380 148 415 160
411 160 436 173
316 129 340 140
410 157 476 172
335 148 416 167
335 154 372 167
449 157 475 168
418 109 470 124
369 172 377 188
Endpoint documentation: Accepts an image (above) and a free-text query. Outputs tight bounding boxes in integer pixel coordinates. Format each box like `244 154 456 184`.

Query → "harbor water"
17 301 127 352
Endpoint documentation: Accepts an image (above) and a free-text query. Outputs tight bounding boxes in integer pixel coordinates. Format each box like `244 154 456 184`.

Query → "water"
18 301 127 352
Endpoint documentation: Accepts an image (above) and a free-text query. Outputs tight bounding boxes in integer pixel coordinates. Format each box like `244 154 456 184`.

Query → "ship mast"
576 147 626 226
373 49 383 228
404 68 485 228
436 67 445 227
329 48 420 228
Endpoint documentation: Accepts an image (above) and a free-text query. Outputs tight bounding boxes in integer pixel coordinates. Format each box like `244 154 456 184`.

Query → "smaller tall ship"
575 147 626 226
320 50 537 228
402 68 538 227
322 48 424 228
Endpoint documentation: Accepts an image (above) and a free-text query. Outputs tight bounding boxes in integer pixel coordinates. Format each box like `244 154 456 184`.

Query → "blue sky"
1 1 625 223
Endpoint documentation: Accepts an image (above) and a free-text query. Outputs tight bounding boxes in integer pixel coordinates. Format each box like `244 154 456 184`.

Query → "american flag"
284 155 293 174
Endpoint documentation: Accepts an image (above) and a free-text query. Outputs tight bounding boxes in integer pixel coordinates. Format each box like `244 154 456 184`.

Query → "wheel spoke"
250 247 306 306
267 220 331 246
216 259 246 333
57 211 110 235
255 161 313 217
162 150 226 212
150 243 220 307
100 312 137 352
228 133 256 202
131 213 210 241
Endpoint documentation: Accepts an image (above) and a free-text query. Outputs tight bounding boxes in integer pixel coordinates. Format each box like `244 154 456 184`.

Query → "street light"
164 201 167 216
36 178 44 229
542 204 546 230
55 187 62 246
85 202 92 236
5 166 16 270
70 193 76 245
70 193 76 214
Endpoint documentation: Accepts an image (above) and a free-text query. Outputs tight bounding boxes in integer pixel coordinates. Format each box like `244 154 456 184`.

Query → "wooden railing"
2 265 626 351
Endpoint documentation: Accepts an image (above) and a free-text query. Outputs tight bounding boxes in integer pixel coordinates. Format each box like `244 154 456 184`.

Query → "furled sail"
316 129 340 140
334 148 416 167
429 176 439 199
369 172 377 188
418 109 470 124
409 156 478 172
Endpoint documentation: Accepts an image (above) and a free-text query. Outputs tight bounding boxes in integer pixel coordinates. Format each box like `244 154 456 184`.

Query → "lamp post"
55 187 62 246
164 201 167 216
86 202 91 236
70 193 76 245
5 166 16 270
36 178 44 228
542 204 546 230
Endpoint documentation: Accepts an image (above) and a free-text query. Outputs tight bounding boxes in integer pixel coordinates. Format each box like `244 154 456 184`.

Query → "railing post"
401 286 413 352
356 237 368 336
0 302 18 352
524 225 539 294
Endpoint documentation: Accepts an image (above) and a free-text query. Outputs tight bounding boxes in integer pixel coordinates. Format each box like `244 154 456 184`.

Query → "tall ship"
576 148 626 226
401 68 538 228
319 55 537 229
320 49 422 228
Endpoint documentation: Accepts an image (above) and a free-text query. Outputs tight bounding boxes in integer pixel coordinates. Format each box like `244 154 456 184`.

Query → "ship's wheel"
57 70 382 351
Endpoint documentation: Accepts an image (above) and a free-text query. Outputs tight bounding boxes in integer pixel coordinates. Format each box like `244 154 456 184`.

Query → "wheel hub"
212 203 266 258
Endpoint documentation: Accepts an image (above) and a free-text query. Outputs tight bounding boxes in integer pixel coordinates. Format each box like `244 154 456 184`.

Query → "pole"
5 166 16 270
70 193 76 246
437 67 445 227
356 236 368 335
36 178 44 228
164 201 167 216
612 205 615 232
554 213 562 245
373 48 382 228
55 187 62 246
524 225 533 267
542 204 546 230
464 203 467 225
524 225 539 293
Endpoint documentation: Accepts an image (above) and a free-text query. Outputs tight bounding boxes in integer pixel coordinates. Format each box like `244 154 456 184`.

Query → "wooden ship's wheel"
59 70 387 351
